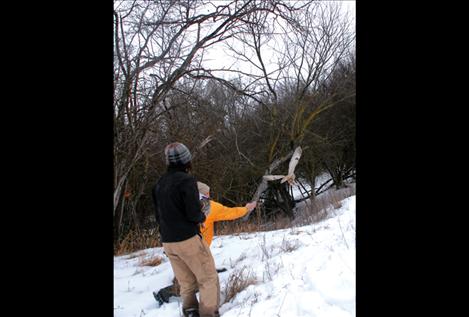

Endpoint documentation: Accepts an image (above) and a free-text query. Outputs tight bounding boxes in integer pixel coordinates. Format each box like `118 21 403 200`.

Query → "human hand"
245 201 257 212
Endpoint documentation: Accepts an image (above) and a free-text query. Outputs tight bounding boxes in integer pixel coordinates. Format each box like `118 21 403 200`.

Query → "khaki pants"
163 235 220 317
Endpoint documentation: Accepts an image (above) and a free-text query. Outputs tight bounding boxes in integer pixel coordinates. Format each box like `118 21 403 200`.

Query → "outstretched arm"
211 200 257 222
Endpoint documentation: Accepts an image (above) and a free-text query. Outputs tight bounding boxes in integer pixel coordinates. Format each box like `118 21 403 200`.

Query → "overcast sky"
203 1 356 79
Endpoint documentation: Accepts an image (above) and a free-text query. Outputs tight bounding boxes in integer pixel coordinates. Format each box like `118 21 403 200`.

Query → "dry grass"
114 229 161 256
280 235 301 253
258 214 293 232
293 183 355 226
216 220 261 237
259 235 274 261
230 253 248 269
223 266 257 304
126 251 147 259
211 189 357 240
138 255 163 267
263 260 282 282
288 228 305 235
216 208 292 238
114 183 354 256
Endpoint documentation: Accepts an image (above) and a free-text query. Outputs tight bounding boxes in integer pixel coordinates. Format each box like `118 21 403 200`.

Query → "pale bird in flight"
263 146 302 185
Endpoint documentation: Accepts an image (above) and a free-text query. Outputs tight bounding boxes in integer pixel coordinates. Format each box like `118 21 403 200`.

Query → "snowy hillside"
114 195 355 317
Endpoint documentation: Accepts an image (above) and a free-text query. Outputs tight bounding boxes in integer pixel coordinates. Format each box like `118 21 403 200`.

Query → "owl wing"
287 146 302 176
263 175 285 181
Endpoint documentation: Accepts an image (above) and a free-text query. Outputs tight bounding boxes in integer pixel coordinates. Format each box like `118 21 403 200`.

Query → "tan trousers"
163 235 220 317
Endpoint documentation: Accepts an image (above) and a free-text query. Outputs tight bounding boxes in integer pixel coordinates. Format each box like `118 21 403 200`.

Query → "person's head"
197 181 210 197
164 142 192 170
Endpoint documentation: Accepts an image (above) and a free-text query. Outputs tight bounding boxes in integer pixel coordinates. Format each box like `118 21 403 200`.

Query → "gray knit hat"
164 142 192 166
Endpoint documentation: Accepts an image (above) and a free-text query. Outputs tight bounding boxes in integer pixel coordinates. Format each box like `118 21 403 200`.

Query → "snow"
291 173 334 200
114 195 355 317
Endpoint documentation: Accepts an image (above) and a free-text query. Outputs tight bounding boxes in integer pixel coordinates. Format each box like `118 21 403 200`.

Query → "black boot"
183 307 200 317
153 284 177 306
152 291 164 306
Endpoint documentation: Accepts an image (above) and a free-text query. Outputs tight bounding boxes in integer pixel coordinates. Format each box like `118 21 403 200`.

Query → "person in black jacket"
152 142 220 317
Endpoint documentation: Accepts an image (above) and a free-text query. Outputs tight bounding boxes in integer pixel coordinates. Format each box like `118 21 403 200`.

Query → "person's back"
153 180 256 310
154 169 204 243
152 142 220 317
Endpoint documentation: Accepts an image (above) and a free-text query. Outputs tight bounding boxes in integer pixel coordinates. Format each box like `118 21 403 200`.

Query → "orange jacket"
200 200 248 247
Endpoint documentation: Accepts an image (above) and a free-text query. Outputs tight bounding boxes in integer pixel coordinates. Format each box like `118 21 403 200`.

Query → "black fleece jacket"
152 167 205 243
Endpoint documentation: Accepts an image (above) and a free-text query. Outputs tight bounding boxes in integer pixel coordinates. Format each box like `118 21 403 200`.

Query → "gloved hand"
245 201 257 212
200 196 211 217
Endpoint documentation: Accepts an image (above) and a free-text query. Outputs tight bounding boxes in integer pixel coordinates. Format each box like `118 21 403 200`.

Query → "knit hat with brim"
164 142 192 167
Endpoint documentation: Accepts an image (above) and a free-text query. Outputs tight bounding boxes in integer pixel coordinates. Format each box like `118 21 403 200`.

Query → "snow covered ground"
114 195 355 317
291 173 338 200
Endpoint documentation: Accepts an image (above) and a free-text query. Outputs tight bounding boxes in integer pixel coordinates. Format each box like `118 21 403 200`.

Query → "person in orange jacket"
154 182 257 306
197 181 257 247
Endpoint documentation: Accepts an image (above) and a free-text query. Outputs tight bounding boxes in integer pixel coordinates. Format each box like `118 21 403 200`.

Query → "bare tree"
113 0 356 242
113 0 309 239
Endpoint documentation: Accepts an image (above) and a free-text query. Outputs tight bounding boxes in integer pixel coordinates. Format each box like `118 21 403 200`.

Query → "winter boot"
183 307 200 317
153 284 177 306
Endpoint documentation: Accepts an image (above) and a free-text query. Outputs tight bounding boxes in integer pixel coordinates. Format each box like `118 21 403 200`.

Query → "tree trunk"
115 192 126 241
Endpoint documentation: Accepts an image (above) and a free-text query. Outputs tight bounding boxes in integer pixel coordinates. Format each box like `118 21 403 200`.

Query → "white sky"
114 0 356 93
202 1 356 79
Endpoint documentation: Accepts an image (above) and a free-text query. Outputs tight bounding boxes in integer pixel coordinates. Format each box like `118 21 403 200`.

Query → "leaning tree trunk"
115 190 126 242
